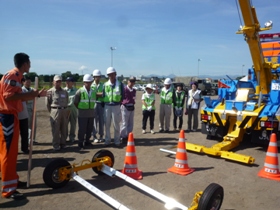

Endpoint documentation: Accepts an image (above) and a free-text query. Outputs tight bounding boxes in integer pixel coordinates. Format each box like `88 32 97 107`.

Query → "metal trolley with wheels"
43 149 224 210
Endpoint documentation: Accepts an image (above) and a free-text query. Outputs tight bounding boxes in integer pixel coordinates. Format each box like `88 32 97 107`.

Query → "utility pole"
198 58 201 77
110 47 117 66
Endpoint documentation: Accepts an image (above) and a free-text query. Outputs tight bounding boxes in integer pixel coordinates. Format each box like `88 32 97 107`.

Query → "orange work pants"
0 113 19 198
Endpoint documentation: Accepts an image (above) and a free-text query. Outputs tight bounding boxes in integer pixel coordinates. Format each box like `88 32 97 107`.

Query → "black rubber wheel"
91 150 114 175
198 183 224 210
210 89 216 96
43 158 71 189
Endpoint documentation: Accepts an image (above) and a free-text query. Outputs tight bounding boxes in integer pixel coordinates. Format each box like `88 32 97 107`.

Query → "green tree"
39 75 44 82
72 73 80 82
25 72 38 81
42 75 52 82
61 71 73 81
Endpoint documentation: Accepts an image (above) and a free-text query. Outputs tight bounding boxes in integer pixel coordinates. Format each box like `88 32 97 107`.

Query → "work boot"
98 135 104 143
22 149 29 154
84 141 93 147
53 146 61 151
78 142 84 150
6 191 26 200
17 181 27 189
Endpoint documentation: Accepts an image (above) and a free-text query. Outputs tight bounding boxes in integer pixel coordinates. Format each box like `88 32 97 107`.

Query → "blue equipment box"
225 100 246 111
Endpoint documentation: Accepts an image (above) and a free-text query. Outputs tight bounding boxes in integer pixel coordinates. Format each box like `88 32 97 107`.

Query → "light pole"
242 64 245 76
197 59 201 77
110 47 116 67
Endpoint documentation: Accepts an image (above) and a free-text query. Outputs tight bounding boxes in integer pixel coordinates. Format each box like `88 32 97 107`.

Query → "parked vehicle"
196 79 214 95
133 84 142 91
211 82 218 95
189 0 280 165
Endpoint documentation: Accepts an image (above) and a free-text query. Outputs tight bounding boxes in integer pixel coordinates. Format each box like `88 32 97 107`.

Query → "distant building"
137 75 149 82
136 75 161 83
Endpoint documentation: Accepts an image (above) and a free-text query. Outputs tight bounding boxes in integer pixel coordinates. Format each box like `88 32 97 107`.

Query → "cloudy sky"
1 0 279 77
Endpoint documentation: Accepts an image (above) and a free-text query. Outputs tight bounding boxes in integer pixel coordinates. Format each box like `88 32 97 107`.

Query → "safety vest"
103 81 122 103
91 82 104 102
77 87 96 109
174 91 185 108
160 89 173 104
142 93 155 110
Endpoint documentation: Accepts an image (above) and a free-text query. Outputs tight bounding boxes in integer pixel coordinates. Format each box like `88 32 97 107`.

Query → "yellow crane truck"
187 0 280 164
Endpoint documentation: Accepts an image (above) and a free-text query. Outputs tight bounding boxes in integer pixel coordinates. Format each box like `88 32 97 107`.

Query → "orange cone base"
121 169 143 180
168 166 194 176
258 169 280 181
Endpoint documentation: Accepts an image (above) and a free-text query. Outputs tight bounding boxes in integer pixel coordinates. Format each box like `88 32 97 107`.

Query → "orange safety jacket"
0 68 23 197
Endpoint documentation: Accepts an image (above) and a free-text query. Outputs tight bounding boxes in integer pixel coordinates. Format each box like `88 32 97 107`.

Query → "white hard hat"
83 74 93 82
92 69 101 77
164 78 172 85
145 84 154 90
107 67 116 75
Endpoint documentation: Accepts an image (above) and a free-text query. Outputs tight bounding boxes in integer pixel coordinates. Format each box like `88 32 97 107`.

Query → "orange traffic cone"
168 130 194 176
258 133 280 181
121 132 143 180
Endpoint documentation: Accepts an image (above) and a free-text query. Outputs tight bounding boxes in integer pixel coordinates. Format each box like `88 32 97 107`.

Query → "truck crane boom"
237 0 273 95
168 0 280 165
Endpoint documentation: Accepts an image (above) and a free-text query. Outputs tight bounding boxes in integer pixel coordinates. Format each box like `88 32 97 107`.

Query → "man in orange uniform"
0 53 45 200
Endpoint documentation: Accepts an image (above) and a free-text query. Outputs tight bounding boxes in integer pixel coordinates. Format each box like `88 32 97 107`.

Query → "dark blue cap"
66 77 74 82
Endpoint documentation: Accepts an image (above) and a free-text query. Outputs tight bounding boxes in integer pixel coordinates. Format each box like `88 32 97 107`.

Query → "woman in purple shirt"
120 76 137 143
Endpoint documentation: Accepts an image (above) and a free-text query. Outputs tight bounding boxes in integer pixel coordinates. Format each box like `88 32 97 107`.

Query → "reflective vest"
91 82 104 102
174 91 185 108
103 81 122 103
142 93 155 110
160 89 173 104
77 87 96 109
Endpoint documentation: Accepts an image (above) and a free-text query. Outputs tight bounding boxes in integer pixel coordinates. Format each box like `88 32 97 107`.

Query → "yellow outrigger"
166 0 280 165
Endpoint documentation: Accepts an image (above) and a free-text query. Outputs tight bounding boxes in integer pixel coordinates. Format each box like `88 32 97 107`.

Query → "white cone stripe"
178 138 185 142
269 142 277 147
264 163 279 169
175 159 188 164
2 124 14 132
177 148 186 153
123 164 138 168
266 152 279 157
127 142 135 145
3 129 13 136
125 152 136 156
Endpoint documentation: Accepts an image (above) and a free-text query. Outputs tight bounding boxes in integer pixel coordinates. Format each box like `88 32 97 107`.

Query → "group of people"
0 52 203 200
45 69 203 151
45 67 138 150
142 78 202 135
